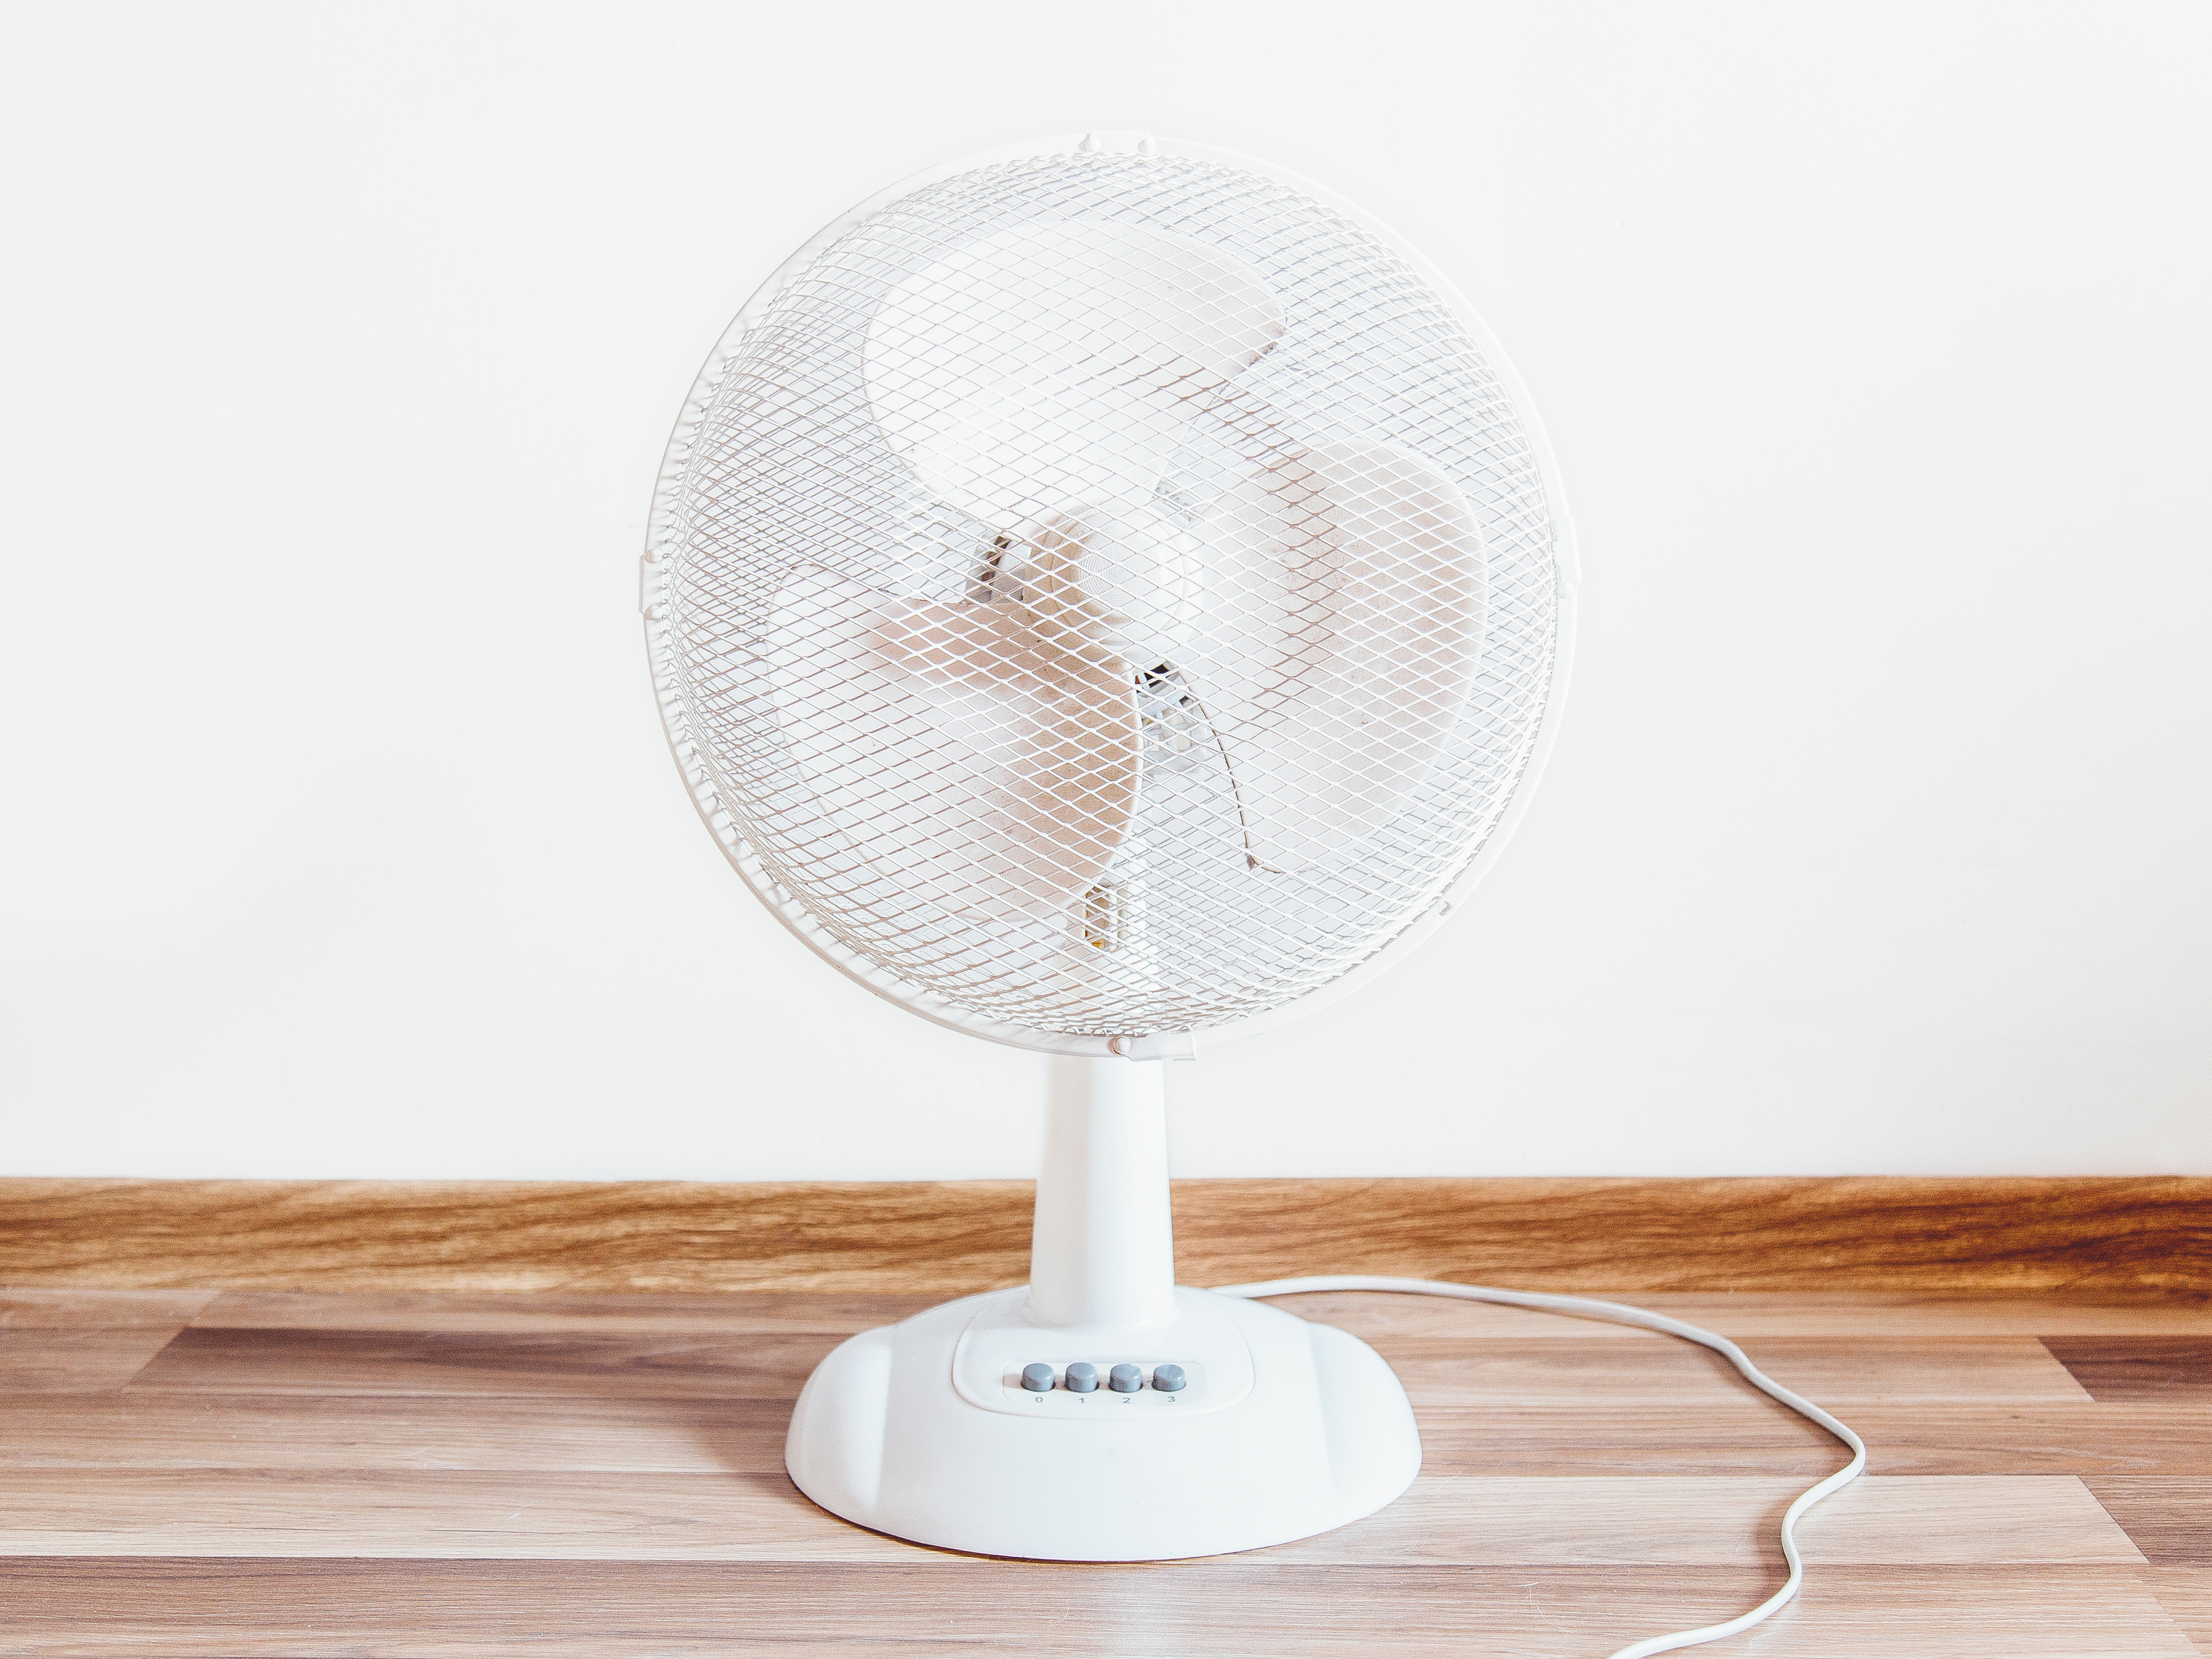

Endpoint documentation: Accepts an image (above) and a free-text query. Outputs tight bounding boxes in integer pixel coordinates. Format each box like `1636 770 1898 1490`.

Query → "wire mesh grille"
654 150 1557 1037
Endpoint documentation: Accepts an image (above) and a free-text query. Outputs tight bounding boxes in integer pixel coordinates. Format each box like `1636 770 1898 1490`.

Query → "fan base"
784 1285 1420 1560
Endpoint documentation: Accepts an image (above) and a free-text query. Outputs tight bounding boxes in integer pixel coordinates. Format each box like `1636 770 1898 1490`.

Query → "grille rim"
641 134 1578 1058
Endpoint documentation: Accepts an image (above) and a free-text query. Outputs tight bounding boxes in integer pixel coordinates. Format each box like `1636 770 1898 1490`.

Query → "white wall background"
4 2 2206 1181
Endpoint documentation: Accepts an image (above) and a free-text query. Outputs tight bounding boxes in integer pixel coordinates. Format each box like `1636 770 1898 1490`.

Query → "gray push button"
1021 1363 1055 1392
1064 1361 1099 1393
1108 1363 1143 1392
1152 1363 1187 1392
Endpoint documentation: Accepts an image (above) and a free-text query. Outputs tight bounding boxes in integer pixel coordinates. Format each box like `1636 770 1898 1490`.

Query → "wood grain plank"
0 1289 219 1327
0 1471 2138 1566
1262 1474 2143 1567
0 1178 1036 1294
189 1289 939 1332
0 1392 786 1473
1372 1335 2094 1409
1265 1288 2212 1340
124 1327 843 1400
118 1324 2095 1415
2089 1480 2212 1565
0 1329 191 1393
0 1561 2191 1657
1416 1403 2212 1478
15 1392 2205 1482
0 1277 211 1394
2 1176 2205 1293
0 1468 912 1561
2048 1339 2212 1401
187 1286 2212 1340
1171 1178 2212 1296
2144 1566 2212 1652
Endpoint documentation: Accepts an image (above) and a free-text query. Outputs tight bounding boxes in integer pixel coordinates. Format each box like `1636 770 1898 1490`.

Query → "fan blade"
1184 439 1485 873
884 379 1189 528
865 220 1283 529
765 567 1139 923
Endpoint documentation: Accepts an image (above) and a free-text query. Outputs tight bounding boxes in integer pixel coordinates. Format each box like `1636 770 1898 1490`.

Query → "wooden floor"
2 1285 2207 1656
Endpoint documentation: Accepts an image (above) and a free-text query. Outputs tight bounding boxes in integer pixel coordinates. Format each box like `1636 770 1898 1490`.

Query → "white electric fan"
643 134 1860 1653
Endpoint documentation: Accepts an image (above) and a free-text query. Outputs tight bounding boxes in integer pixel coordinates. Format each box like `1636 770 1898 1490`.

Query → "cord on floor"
1210 1276 1867 1659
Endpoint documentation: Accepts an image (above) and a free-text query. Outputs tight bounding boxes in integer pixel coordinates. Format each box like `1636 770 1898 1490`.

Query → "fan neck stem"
1026 1056 1177 1329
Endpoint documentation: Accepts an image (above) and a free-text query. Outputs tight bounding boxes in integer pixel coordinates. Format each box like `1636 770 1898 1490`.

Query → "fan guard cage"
644 137 1569 1056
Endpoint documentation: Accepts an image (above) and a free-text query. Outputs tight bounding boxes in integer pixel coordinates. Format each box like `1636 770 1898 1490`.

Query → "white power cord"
1212 1276 1867 1659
